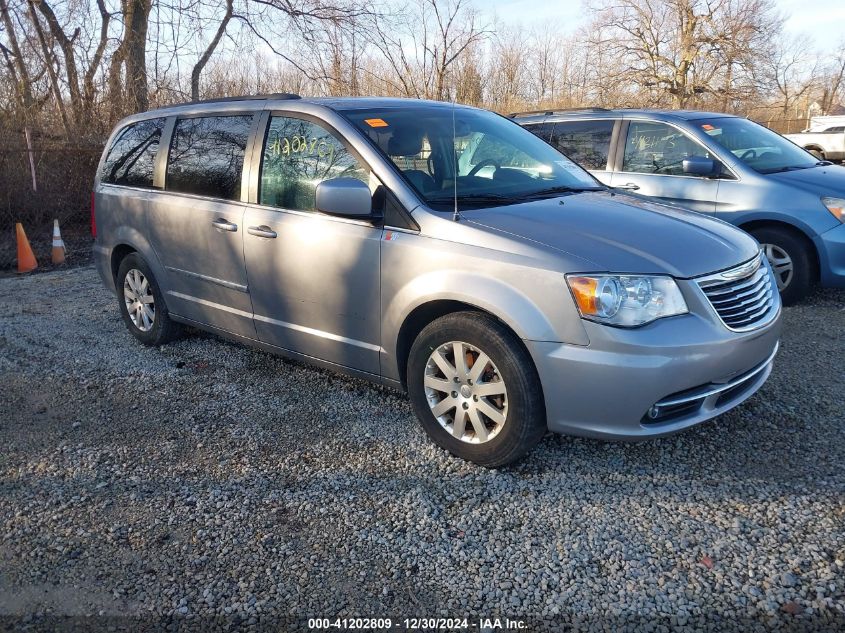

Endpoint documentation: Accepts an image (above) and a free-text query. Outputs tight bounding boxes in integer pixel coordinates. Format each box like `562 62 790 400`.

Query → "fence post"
24 127 37 192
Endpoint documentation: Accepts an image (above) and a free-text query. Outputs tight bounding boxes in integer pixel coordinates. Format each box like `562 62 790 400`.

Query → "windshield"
696 118 818 174
341 106 603 210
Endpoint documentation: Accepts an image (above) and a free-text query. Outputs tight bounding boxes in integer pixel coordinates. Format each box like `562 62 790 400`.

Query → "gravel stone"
0 266 844 632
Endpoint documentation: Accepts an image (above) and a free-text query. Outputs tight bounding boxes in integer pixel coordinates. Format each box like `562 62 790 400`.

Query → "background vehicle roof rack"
508 107 610 118
186 93 301 106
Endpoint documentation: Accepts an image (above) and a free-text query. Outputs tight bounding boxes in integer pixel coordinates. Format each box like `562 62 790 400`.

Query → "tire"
407 311 546 468
749 226 813 306
807 148 825 161
116 253 182 346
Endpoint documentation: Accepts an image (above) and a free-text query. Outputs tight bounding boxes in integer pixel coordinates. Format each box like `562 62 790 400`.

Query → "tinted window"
623 121 713 176
101 118 165 187
525 122 555 142
549 120 615 170
260 116 369 211
166 115 253 200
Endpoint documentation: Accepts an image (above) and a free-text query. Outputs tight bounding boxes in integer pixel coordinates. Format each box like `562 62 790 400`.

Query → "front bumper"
815 222 845 288
526 301 782 440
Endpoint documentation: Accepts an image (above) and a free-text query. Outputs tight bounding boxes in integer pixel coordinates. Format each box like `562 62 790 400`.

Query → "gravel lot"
1 266 844 632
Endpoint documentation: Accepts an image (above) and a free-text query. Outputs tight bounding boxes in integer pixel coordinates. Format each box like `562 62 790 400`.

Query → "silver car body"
94 96 781 440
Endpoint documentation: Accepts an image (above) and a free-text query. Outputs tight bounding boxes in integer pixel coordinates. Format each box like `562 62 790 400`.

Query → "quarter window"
259 116 368 212
623 121 712 176
166 115 253 200
549 120 615 170
101 118 165 187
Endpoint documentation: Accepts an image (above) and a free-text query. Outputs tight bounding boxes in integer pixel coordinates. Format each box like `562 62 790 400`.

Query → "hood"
767 164 845 197
463 191 759 278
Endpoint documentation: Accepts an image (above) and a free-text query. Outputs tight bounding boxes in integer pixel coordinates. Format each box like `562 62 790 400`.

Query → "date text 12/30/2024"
307 618 528 630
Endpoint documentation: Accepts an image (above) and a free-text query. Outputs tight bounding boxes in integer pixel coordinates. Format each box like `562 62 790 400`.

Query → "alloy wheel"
424 341 508 444
123 268 155 332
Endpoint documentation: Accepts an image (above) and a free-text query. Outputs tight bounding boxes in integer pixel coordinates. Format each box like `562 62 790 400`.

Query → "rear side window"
166 115 253 200
101 118 165 187
524 122 555 142
549 120 615 170
259 115 369 212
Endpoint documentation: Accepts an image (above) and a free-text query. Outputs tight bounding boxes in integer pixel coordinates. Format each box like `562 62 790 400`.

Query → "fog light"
648 405 660 420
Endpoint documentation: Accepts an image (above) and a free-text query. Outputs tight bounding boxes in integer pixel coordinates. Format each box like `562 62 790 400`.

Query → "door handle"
247 225 277 239
616 183 640 191
212 218 238 232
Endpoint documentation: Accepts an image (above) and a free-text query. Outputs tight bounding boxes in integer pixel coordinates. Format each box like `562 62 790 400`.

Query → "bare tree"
27 0 111 126
109 0 153 120
588 0 780 108
26 0 72 136
484 25 527 111
191 0 234 101
765 34 818 118
819 44 845 115
368 0 488 100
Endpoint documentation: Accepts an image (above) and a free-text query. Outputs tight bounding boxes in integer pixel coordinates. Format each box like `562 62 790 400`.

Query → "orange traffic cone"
51 219 66 264
15 223 38 273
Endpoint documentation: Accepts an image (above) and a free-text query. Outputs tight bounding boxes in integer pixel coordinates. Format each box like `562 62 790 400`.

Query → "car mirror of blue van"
316 178 373 218
682 156 720 177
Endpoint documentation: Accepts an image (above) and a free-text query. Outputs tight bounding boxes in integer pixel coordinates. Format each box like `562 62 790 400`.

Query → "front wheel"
407 311 546 468
116 253 182 346
749 226 813 306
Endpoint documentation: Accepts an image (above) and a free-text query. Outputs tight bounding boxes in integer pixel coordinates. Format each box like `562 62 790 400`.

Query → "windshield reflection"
697 118 818 174
342 107 604 210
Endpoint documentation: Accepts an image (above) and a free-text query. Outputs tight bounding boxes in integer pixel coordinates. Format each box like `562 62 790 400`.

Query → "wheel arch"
394 299 537 391
110 244 137 282
738 219 820 281
106 226 165 286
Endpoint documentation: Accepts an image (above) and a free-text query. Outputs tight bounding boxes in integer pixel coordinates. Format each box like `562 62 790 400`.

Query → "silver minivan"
93 95 781 466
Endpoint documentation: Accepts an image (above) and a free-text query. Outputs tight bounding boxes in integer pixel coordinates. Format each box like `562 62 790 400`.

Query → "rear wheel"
407 311 546 467
749 226 813 306
806 148 825 161
116 253 182 346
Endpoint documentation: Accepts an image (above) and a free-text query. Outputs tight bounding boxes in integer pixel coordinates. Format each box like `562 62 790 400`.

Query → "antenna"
451 97 460 222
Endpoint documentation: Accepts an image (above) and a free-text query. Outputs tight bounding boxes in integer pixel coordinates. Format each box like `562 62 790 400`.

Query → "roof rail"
508 107 610 118
183 93 301 106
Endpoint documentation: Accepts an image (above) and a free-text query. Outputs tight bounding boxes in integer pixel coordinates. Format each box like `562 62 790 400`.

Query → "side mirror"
315 178 372 218
682 156 720 177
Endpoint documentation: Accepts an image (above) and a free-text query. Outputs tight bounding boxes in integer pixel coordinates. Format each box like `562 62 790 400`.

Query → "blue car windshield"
341 106 603 210
696 118 819 174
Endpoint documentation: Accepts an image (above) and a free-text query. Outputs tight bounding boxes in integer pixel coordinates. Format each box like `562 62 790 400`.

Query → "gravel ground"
0 266 843 633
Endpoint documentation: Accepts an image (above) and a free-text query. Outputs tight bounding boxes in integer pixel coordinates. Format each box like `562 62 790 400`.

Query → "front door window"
623 121 713 176
260 116 369 211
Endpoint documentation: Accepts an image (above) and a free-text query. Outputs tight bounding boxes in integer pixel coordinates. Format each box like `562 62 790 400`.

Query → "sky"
480 0 845 46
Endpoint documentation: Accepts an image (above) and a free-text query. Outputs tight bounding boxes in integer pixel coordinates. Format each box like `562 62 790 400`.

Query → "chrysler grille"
697 253 777 331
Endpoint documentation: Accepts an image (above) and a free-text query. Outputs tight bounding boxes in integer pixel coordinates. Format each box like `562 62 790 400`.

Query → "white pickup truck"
785 116 845 162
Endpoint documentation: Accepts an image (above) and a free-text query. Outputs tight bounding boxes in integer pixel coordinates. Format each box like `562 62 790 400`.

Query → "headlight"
822 196 845 222
566 274 688 327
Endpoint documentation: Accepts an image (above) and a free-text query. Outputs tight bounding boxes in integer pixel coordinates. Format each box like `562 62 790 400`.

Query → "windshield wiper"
522 185 604 199
427 193 522 206
763 164 815 174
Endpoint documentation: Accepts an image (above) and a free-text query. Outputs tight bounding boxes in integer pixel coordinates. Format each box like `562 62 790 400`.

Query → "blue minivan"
515 109 845 304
